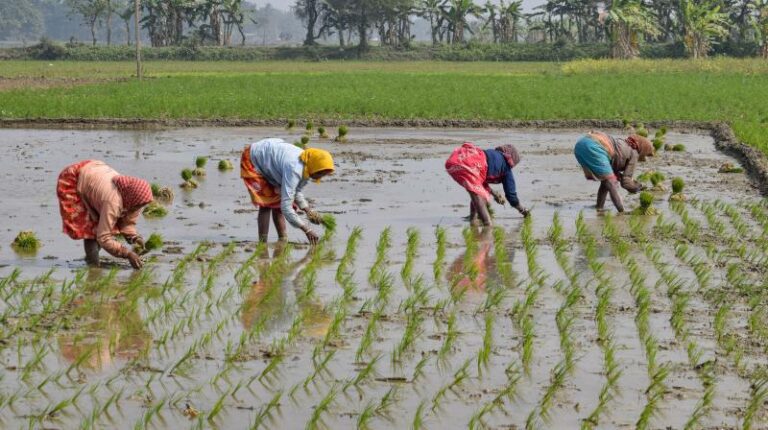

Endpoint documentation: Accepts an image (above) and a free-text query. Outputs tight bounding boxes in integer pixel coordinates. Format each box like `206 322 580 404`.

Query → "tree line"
292 0 768 58
3 0 768 58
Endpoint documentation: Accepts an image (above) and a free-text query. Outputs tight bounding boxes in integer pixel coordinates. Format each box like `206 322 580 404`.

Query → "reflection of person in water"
447 227 496 292
240 243 331 339
58 273 150 370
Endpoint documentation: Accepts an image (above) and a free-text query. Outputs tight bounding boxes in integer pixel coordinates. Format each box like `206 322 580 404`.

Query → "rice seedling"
649 171 666 191
142 201 168 218
634 123 649 137
320 213 336 232
11 230 41 253
355 306 383 362
287 119 296 129
368 227 392 285
306 385 338 430
300 135 310 147
718 162 744 173
636 365 670 430
669 177 686 201
433 226 447 283
218 159 234 171
356 401 376 430
438 311 458 364
412 401 427 430
344 354 381 392
401 228 420 286
476 313 493 374
335 125 349 143
671 143 686 152
305 121 314 131
180 169 198 189
336 226 362 283
317 126 329 138
742 375 768 430
634 191 658 215
193 156 208 176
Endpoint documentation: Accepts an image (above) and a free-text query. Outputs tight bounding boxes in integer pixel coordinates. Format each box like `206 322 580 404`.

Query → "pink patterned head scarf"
495 145 521 168
113 176 153 210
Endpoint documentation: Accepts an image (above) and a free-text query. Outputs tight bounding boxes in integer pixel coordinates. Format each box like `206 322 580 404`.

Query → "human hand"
127 252 144 270
305 229 320 245
305 209 322 225
516 205 530 218
492 190 506 206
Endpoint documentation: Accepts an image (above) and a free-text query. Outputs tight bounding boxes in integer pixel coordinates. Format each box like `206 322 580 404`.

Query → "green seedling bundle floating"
193 156 207 177
142 201 168 218
670 177 686 201
335 125 349 143
180 168 198 189
217 159 233 171
11 231 41 252
151 182 174 202
317 126 329 139
634 191 659 215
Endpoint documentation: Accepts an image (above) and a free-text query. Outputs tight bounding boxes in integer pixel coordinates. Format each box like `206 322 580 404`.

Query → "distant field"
0 59 766 154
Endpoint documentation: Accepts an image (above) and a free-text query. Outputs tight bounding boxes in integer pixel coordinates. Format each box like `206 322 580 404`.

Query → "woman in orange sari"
57 160 153 269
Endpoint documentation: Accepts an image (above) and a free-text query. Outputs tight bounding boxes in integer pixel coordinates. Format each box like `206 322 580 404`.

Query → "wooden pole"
135 0 142 80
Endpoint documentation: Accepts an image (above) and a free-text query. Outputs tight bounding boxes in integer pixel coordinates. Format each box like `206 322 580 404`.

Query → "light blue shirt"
250 138 310 229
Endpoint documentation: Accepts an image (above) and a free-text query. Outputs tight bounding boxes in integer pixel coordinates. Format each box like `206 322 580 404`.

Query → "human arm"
281 174 319 243
619 151 642 193
95 202 144 267
117 207 143 245
501 169 529 216
597 179 624 212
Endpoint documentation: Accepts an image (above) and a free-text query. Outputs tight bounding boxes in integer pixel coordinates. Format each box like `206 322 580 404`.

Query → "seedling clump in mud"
180 169 198 189
143 201 168 218
669 177 686 202
335 125 349 143
318 126 329 139
650 172 666 191
635 191 659 215
12 230 41 252
719 162 744 173
134 232 163 255
193 156 208 177
218 159 234 171
151 182 174 202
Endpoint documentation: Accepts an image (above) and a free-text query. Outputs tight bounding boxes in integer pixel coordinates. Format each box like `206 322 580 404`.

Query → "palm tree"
679 0 730 58
444 0 481 43
420 0 447 44
605 0 660 58
499 0 523 42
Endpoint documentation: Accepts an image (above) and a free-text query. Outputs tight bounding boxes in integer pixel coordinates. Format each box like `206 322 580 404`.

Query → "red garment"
57 160 97 240
113 176 153 210
445 143 491 201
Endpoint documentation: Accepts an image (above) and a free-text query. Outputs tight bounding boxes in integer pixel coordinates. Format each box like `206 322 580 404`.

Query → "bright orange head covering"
299 148 334 181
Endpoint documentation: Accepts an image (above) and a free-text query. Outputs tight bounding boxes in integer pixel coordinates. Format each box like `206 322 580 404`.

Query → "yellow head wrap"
299 148 334 180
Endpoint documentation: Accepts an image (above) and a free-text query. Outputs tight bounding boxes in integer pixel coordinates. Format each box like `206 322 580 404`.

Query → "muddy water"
0 127 764 429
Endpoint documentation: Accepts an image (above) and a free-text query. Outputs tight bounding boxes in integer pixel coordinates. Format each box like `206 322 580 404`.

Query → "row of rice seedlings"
745 200 768 238
393 276 431 366
356 386 399 429
335 227 363 283
355 305 385 363
603 213 670 429
431 358 472 412
368 227 392 286
669 200 701 243
716 201 768 268
437 310 459 365
743 373 768 430
433 226 447 283
576 212 622 430
305 384 338 430
400 228 420 288
492 227 515 288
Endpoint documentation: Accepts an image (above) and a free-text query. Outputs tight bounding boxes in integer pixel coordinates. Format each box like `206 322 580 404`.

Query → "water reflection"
240 243 331 339
448 227 497 292
58 268 151 371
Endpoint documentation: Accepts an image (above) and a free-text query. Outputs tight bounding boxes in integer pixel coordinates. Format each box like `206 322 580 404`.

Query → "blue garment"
574 136 613 179
484 149 519 207
250 138 309 229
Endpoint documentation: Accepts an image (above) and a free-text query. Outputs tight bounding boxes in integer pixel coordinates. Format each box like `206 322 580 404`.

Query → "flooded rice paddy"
0 127 767 429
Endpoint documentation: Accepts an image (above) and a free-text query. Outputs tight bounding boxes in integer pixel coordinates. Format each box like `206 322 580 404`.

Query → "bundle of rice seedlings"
718 162 744 173
335 125 349 143
635 191 659 215
151 183 174 202
218 159 234 171
287 119 296 130
669 177 686 202
12 231 41 252
193 157 207 176
650 171 667 191
180 169 198 189
143 201 168 218
635 123 648 138
318 126 329 138
671 144 686 152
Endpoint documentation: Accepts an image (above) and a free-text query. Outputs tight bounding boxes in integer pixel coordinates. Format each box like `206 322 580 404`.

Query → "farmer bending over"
445 143 529 226
241 138 334 244
57 160 153 269
573 131 654 212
